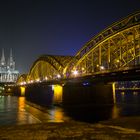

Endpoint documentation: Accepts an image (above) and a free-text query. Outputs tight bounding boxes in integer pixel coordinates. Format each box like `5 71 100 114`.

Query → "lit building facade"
0 49 19 83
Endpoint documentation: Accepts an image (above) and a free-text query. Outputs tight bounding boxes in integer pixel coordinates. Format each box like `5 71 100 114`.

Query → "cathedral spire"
1 48 6 65
9 48 13 62
9 48 15 70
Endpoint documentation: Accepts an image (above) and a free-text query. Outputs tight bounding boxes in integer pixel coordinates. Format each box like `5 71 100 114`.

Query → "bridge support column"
62 83 114 106
25 84 54 107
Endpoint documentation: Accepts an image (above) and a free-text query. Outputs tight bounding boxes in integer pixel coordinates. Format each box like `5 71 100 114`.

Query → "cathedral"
0 49 19 83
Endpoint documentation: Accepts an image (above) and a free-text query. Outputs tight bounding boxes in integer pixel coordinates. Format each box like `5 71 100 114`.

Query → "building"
0 48 19 83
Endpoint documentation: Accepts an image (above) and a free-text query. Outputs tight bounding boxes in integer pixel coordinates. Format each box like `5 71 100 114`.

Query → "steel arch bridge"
65 11 140 77
17 74 27 84
17 11 140 84
22 55 73 83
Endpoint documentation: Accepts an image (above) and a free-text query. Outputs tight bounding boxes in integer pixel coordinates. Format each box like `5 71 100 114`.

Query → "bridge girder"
26 55 73 82
17 74 27 84
67 11 140 77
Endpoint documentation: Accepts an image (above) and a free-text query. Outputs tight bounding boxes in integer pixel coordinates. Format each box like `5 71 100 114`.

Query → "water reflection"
111 104 120 119
62 91 140 123
48 107 65 122
0 90 140 125
0 96 40 125
115 91 140 117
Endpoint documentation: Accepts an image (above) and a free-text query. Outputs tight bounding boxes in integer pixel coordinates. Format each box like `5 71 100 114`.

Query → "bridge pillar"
62 83 114 106
25 83 53 107
22 82 115 107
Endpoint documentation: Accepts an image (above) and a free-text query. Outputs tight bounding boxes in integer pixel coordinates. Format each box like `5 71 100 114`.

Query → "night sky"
0 0 140 74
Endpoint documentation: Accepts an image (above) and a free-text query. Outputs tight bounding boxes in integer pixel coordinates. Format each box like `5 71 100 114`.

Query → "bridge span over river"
14 11 140 107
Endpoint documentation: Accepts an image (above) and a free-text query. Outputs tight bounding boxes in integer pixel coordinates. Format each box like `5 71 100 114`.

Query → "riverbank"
0 116 140 140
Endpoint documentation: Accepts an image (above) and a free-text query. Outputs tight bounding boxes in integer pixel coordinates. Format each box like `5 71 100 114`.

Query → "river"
0 91 140 125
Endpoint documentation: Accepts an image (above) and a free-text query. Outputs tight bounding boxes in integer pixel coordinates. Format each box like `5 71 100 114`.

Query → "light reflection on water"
0 96 40 125
0 91 140 125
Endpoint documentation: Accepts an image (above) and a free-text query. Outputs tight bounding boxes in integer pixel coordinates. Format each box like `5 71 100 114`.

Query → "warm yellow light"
45 76 48 80
20 86 25 96
100 66 105 70
82 67 85 70
36 78 40 82
20 82 24 85
73 70 78 76
53 85 63 104
23 82 26 85
57 74 61 78
112 82 116 104
8 88 11 92
121 92 125 95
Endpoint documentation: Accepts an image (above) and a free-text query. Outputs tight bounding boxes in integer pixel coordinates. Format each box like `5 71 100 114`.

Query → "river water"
0 91 140 125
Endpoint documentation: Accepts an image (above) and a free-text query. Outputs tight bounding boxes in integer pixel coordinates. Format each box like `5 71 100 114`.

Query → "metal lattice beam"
66 11 140 77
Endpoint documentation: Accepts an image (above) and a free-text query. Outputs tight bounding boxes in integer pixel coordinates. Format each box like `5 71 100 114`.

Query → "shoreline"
0 116 140 139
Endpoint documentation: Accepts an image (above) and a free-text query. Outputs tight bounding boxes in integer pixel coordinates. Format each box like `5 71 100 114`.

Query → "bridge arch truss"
67 12 140 77
26 55 73 82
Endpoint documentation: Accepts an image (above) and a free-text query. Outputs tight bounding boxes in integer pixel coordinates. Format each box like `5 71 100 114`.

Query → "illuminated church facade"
0 49 19 83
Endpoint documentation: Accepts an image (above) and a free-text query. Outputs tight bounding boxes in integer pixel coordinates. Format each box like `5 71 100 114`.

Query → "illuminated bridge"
16 11 140 106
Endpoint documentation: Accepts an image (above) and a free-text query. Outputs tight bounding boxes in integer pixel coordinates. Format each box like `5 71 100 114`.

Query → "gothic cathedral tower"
0 48 6 71
7 48 15 71
0 48 19 82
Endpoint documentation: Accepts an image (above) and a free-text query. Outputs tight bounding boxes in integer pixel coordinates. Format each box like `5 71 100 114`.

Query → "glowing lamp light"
100 66 105 70
20 82 23 85
45 77 48 80
57 74 61 78
73 70 78 76
82 67 85 71
36 78 40 82
96 64 99 67
23 82 26 85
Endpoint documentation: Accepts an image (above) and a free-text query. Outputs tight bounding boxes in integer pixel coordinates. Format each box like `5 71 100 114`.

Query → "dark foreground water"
0 91 140 125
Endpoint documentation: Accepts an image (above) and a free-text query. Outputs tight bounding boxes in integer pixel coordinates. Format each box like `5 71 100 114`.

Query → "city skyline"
0 0 140 74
